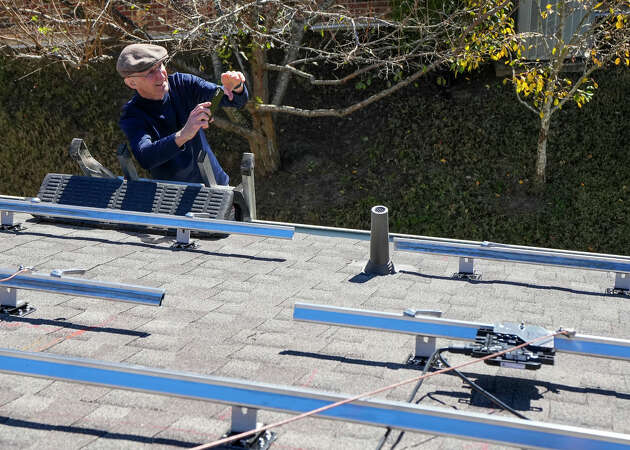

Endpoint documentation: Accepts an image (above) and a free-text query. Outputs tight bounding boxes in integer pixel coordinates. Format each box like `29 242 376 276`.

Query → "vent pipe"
364 205 395 275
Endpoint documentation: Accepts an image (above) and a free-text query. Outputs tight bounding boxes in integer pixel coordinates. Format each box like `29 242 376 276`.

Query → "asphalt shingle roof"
0 212 628 449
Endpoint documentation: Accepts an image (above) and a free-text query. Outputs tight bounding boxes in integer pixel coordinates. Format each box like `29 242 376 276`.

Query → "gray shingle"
0 216 626 449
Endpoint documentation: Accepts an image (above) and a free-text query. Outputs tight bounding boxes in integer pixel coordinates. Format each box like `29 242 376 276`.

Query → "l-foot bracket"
0 286 35 317
171 228 198 250
0 211 23 232
452 257 481 281
607 273 630 296
219 407 276 449
403 309 443 370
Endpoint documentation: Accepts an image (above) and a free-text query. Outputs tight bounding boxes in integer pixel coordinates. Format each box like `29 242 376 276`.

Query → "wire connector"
447 344 474 355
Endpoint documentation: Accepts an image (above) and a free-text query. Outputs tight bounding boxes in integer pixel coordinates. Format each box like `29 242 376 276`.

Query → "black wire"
374 348 443 450
375 347 530 450
437 349 529 421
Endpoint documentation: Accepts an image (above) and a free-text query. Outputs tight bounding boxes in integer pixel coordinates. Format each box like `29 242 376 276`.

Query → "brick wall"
0 1 391 38
343 0 391 15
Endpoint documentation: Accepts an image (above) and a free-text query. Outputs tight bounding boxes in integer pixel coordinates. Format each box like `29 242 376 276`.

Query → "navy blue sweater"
119 73 248 185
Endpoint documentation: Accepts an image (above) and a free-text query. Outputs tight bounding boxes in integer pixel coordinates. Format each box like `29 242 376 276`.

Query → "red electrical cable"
192 329 571 449
0 267 31 283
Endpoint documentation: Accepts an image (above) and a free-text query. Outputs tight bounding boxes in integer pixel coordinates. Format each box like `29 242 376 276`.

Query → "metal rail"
394 238 630 273
0 268 164 306
254 219 371 240
254 219 630 267
0 198 294 240
0 347 629 449
293 303 630 362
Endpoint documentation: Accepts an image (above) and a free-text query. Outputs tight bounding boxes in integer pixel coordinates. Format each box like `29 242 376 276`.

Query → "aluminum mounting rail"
0 198 294 240
0 347 629 449
293 303 630 362
0 267 164 306
394 237 630 292
254 219 372 240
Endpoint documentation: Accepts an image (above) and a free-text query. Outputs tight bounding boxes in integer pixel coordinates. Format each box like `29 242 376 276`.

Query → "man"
117 43 248 185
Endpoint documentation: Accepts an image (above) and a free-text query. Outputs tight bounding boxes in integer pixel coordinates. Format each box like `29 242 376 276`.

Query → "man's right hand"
175 101 214 147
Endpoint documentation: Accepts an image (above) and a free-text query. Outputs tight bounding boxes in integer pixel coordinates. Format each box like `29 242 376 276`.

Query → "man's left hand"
221 71 245 100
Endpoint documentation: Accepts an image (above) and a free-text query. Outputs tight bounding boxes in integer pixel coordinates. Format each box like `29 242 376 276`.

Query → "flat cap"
116 44 168 77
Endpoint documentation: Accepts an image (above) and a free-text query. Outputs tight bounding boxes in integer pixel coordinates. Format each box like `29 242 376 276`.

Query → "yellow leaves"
615 57 621 65
514 76 528 95
518 179 524 185
616 18 624 29
546 3 552 9
539 111 545 119
440 158 447 164
552 47 557 55
554 98 559 106
594 1 603 8
592 54 602 67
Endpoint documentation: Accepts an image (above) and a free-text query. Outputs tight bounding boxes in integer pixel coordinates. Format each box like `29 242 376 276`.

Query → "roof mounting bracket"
171 228 199 250
171 212 213 249
0 265 35 316
222 406 276 449
453 257 481 281
0 211 23 232
0 286 35 316
607 272 630 296
404 309 443 369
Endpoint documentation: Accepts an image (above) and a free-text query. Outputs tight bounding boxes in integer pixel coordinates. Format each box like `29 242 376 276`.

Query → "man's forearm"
174 129 190 148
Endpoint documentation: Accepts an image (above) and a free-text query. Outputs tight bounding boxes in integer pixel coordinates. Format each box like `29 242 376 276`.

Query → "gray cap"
116 44 168 77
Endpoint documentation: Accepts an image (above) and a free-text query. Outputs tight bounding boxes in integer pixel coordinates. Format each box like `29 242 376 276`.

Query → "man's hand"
175 101 214 147
221 71 246 100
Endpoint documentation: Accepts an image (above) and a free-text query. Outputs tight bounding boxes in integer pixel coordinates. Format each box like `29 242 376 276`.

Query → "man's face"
124 62 169 100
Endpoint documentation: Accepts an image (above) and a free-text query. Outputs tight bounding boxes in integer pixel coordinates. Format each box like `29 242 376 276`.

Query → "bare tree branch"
255 61 440 117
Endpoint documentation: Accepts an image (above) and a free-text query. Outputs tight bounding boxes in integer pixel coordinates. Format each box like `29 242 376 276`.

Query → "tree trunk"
535 102 553 187
247 46 280 176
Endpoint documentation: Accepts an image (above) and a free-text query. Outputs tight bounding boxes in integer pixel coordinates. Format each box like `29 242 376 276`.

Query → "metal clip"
404 308 442 318
50 268 87 278
185 212 211 219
